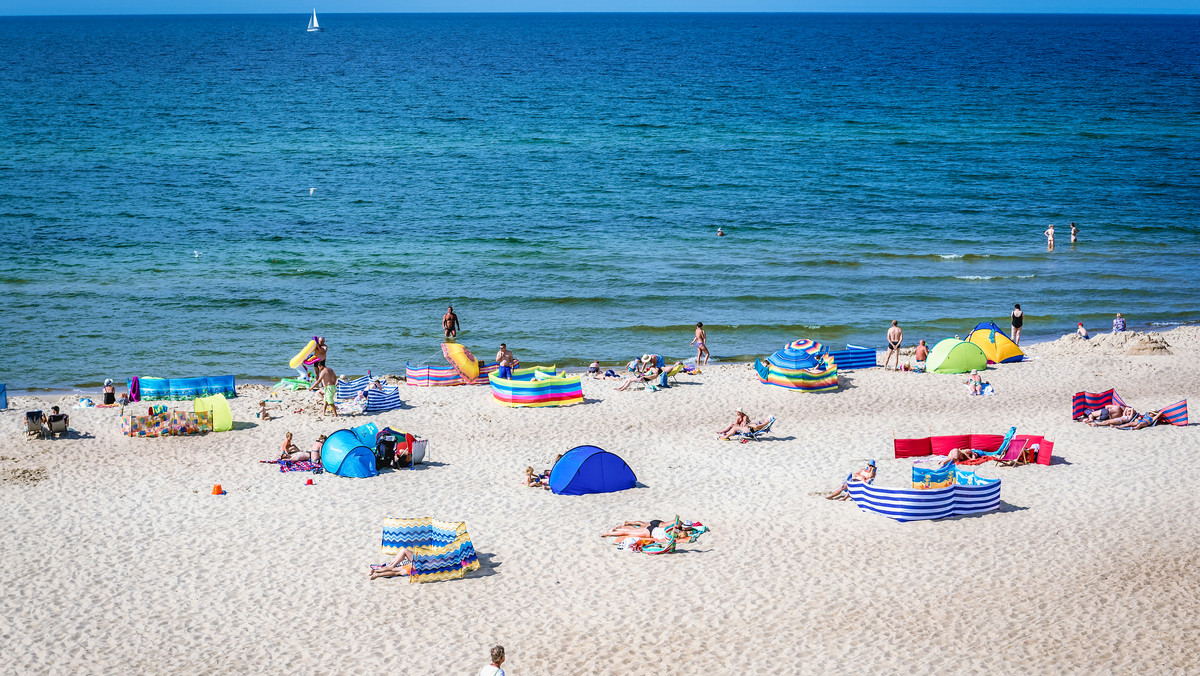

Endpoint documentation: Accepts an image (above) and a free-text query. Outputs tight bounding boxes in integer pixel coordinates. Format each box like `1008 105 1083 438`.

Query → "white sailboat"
307 8 323 32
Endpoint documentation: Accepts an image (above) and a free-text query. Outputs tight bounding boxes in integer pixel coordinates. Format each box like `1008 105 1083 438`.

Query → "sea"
1 13 1198 391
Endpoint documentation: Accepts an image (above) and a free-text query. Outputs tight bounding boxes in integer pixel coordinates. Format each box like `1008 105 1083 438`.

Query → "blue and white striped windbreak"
364 386 402 413
847 476 1001 522
336 375 372 400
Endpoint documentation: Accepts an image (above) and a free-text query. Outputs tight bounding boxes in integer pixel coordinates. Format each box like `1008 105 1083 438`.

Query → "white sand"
3 327 1199 674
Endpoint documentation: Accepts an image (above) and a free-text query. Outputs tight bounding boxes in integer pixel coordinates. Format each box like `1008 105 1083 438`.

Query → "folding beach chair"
735 417 776 442
664 362 686 385
24 411 45 439
45 414 71 440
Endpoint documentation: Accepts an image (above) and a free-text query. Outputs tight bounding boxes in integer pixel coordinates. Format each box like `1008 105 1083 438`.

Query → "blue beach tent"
321 423 380 478
549 445 637 496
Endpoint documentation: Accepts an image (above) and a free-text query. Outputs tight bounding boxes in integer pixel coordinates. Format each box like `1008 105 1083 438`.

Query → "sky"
1 1 1198 15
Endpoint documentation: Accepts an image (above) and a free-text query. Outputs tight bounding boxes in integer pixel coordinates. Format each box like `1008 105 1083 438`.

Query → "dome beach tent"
926 339 987 374
193 394 233 432
966 322 1024 364
321 423 380 478
549 445 637 495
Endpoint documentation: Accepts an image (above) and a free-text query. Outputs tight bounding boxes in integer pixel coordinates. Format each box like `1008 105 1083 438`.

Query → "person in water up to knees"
691 322 710 365
883 320 903 370
1044 224 1055 250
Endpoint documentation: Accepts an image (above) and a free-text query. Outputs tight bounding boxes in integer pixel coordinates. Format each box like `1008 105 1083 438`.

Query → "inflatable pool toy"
289 338 318 370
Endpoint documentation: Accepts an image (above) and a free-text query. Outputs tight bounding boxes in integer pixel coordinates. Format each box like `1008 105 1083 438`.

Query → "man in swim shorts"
691 322 709 365
443 306 460 339
883 320 903 370
496 343 514 379
914 339 929 371
309 364 339 416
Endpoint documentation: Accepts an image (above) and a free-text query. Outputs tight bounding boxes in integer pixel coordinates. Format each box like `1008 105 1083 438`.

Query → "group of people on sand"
524 454 562 489
1078 405 1164 430
279 431 327 464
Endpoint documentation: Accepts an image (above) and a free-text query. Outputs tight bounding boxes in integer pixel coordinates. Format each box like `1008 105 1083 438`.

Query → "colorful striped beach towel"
261 459 321 473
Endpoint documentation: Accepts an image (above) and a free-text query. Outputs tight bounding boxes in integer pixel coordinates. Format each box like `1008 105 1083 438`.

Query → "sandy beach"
2 327 1198 674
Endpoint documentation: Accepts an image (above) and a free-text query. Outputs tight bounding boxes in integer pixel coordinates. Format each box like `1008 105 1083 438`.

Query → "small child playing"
588 359 601 378
524 466 549 488
258 400 271 421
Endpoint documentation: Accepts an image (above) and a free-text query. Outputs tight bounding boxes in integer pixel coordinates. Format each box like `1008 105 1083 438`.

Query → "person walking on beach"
1044 224 1055 251
691 322 710 365
883 320 903 370
1010 304 1023 345
309 364 338 416
496 343 515 379
1070 222 1079 243
479 645 506 676
443 306 461 340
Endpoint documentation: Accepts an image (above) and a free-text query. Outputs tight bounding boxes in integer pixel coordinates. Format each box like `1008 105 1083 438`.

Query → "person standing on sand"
1044 224 1055 251
1070 222 1079 243
443 306 460 340
883 320 903 370
496 343 515 379
311 336 328 372
691 322 710 365
479 646 506 676
309 364 338 416
1010 304 1023 345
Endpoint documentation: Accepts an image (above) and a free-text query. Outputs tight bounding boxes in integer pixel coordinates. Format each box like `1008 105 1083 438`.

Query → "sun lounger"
45 414 70 440
24 411 44 439
733 417 776 442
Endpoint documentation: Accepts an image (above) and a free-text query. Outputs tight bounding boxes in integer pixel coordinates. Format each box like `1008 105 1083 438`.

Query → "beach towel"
261 459 321 473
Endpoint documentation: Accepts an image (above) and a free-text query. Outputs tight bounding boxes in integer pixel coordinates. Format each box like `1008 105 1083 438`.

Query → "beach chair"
736 417 776 442
664 362 686 385
24 411 45 439
45 414 70 440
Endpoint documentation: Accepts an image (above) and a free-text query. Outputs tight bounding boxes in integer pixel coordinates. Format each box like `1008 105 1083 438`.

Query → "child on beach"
280 432 301 459
588 359 601 377
524 466 549 488
258 400 271 421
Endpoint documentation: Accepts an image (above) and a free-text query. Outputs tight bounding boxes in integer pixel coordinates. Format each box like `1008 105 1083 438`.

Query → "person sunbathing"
369 548 414 580
1089 407 1137 427
614 365 660 391
827 460 876 500
601 519 704 541
938 448 980 467
965 370 983 395
716 408 752 440
1116 410 1163 430
1080 404 1123 423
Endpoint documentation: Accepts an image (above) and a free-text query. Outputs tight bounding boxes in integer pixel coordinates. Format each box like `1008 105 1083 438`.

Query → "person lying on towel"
827 460 876 500
1088 407 1136 427
601 519 706 542
1079 404 1123 423
370 548 413 580
1116 410 1162 430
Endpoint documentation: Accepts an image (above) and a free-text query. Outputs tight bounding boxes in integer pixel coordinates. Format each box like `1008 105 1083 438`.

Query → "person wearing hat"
1076 323 1089 339
965 369 983 395
827 460 876 500
716 408 752 440
101 378 116 406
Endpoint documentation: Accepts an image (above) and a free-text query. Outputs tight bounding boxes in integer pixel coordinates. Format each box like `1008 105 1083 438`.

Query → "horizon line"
2 10 1198 17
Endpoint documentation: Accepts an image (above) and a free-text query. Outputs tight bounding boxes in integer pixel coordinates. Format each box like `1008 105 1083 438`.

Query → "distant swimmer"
194 251 201 258
309 187 315 196
443 306 461 340
716 228 725 237
1044 224 1055 251
1070 221 1079 243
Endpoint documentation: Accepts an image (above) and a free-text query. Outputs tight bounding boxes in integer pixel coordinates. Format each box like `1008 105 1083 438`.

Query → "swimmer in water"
716 228 725 237
1044 224 1055 251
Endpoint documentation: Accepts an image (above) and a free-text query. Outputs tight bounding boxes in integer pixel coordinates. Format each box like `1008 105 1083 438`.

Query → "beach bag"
375 435 396 469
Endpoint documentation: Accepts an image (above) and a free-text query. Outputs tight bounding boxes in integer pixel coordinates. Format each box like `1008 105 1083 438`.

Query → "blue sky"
0 1 1197 14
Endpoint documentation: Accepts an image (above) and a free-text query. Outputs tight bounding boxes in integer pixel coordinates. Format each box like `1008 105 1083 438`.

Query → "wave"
953 274 1036 281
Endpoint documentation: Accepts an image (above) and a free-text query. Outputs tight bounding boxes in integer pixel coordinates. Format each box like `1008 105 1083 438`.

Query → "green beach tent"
194 393 233 432
926 339 987 374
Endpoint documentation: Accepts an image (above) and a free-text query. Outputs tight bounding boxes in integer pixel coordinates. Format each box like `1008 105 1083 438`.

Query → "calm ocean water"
1 13 1198 390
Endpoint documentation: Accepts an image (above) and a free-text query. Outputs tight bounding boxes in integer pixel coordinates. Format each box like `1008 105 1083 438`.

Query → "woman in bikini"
716 408 752 439
691 322 710 365
369 548 414 579
601 519 704 541
1116 410 1163 430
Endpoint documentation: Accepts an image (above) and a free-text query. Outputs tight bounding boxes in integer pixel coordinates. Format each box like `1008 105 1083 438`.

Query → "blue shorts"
498 365 512 379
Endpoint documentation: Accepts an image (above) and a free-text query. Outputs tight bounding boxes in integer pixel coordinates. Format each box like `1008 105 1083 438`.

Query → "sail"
308 10 319 30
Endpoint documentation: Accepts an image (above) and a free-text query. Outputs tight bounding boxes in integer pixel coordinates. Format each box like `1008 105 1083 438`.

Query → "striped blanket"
261 459 320 473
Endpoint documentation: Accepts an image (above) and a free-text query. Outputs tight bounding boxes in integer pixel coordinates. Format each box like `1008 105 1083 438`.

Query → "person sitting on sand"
1076 323 1089 339
258 400 271 421
965 369 983 395
280 431 302 459
716 408 752 440
524 466 549 488
827 460 876 500
1113 313 1126 332
913 339 929 372
1116 410 1163 430
588 359 601 377
601 519 704 541
1089 407 1137 427
102 379 117 405
309 364 339 416
369 548 414 580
